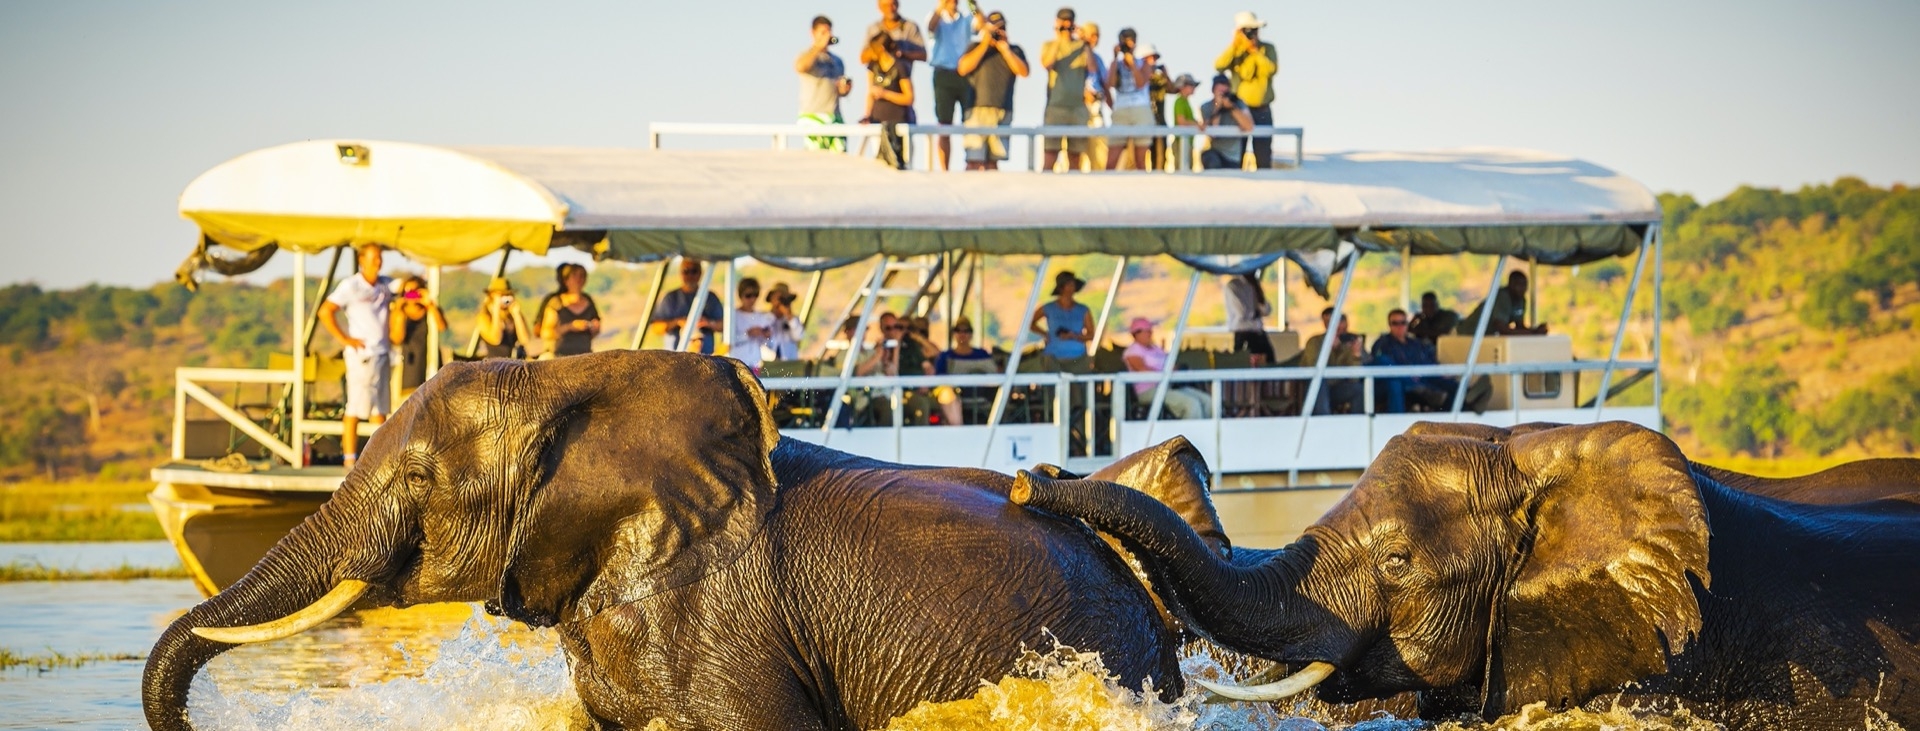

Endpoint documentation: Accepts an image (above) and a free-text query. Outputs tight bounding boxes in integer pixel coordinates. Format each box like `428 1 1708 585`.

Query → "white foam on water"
187 607 591 731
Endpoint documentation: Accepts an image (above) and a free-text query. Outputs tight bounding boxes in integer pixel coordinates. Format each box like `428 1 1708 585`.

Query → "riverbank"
0 479 164 542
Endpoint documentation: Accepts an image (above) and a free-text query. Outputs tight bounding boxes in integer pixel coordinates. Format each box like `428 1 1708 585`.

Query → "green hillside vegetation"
0 178 1912 482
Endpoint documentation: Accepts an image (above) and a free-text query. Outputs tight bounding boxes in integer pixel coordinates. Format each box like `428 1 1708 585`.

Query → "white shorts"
343 349 391 420
963 107 1011 162
1109 105 1157 145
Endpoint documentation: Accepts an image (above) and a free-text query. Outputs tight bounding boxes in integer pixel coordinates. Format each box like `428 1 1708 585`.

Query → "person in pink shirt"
1121 317 1211 419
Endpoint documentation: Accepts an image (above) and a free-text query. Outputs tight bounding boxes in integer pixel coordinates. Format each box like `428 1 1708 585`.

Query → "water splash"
188 606 590 731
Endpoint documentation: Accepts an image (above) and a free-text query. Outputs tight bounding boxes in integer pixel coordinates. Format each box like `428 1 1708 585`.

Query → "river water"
0 542 1773 730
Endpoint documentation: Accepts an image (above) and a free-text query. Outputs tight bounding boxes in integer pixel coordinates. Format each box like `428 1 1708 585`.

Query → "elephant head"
1013 420 1711 717
144 351 779 731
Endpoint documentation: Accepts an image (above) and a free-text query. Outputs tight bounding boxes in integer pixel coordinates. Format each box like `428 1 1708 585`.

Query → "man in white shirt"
319 244 394 467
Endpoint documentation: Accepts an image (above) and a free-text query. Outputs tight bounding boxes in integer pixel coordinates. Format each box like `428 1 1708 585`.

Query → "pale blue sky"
2 0 1915 288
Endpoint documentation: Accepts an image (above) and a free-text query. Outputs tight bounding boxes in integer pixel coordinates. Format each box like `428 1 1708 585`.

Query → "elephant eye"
1380 551 1412 577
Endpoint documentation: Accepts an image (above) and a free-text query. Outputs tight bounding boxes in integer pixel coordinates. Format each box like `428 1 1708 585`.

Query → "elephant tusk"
192 579 369 644
1195 661 1335 703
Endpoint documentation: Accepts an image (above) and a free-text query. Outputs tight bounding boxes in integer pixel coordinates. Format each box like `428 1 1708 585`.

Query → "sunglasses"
1389 320 1408 326
885 325 907 331
954 328 974 334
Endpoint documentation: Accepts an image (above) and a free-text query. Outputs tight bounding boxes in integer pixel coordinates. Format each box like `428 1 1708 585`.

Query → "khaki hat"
485 277 514 293
1234 11 1267 29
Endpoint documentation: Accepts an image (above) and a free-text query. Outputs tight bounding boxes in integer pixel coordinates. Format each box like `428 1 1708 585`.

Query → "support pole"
1400 244 1413 313
1450 255 1511 420
1289 252 1361 474
1527 258 1539 327
466 247 512 358
722 259 738 351
821 258 891 442
680 259 716 353
1089 256 1128 351
979 256 1052 464
1276 257 1289 331
797 269 825 334
426 265 441 379
1595 231 1653 419
291 252 306 467
303 246 345 355
631 259 670 350
973 256 987 351
1652 225 1665 431
1143 269 1203 444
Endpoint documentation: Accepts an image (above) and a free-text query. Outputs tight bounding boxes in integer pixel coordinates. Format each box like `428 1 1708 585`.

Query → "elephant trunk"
144 484 407 731
1012 473 1321 660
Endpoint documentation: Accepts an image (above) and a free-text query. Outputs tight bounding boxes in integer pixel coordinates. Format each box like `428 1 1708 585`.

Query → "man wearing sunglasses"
1371 308 1468 413
1039 7 1091 172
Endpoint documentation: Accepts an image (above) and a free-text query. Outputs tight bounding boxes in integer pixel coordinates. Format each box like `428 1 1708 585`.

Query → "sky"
1 0 1915 289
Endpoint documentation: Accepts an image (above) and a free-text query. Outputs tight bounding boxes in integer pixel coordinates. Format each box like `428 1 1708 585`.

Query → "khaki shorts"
963 107 1011 162
1044 105 1090 153
1109 105 1156 145
343 349 390 419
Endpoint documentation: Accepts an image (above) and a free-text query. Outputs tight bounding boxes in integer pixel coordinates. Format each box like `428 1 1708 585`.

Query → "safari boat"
153 126 1664 595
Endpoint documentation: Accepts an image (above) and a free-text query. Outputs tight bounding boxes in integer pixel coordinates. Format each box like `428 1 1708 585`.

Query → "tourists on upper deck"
651 259 724 354
1303 306 1366 415
475 277 533 360
541 263 602 357
1214 11 1278 169
390 275 448 397
1031 270 1094 359
319 244 392 468
1122 317 1211 420
1410 291 1460 343
1198 74 1254 169
1457 271 1548 336
862 31 916 170
796 15 853 152
764 282 804 361
1146 60 1173 170
933 315 993 426
925 0 982 170
1104 30 1157 171
1224 269 1276 363
1039 7 1091 172
958 10 1027 171
730 277 777 373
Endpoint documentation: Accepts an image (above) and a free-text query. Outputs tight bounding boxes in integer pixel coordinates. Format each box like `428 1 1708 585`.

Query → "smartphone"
403 290 423 301
884 339 900 348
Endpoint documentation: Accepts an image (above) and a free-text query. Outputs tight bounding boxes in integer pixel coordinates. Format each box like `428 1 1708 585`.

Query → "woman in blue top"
1030 271 1094 359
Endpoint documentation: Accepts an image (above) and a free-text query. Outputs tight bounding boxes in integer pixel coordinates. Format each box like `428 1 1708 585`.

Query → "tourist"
1457 271 1548 336
389 275 447 396
1410 291 1460 343
1122 317 1211 419
1104 31 1156 171
958 10 1028 171
1370 308 1451 413
1039 7 1091 172
1079 22 1109 169
795 15 854 152
934 316 995 424
863 0 929 67
1224 270 1275 362
855 313 937 425
1199 74 1254 169
1147 61 1173 170
540 263 601 357
474 277 533 360
925 0 982 170
1169 73 1201 169
861 31 916 170
1030 270 1093 359
764 282 804 361
651 259 724 354
1302 307 1366 415
1213 11 1278 168
318 244 392 468
730 277 777 372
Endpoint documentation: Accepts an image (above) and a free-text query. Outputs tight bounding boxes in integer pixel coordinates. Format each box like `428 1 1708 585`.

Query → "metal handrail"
648 121 1307 168
758 359 1656 392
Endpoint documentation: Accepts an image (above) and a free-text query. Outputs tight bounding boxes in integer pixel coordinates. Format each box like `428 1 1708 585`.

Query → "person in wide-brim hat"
1051 270 1087 296
1032 270 1094 360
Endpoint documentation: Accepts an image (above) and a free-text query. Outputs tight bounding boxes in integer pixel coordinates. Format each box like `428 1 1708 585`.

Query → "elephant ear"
1486 421 1710 714
493 351 780 627
1089 436 1230 559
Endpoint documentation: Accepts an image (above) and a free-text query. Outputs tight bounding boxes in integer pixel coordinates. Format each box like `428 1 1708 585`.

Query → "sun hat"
764 281 794 304
1234 11 1266 29
1128 317 1155 333
1136 42 1159 58
1052 270 1087 296
485 277 514 294
1172 73 1198 89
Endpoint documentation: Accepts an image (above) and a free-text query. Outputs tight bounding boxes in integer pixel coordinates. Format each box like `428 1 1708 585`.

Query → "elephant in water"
1014 421 1920 730
145 351 1215 731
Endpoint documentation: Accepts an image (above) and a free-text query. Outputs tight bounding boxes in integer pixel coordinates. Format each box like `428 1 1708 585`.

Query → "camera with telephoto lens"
499 295 514 305
1241 27 1258 39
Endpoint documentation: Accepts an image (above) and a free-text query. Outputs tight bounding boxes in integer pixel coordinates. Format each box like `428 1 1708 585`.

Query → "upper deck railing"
648 121 1306 170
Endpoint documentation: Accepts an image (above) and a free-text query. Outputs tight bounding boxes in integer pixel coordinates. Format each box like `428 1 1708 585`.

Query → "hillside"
0 177 1913 480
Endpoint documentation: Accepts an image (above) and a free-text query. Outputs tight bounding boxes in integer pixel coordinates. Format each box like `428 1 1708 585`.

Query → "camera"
884 339 900 348
499 295 514 305
1241 27 1258 39
403 290 423 301
829 35 840 45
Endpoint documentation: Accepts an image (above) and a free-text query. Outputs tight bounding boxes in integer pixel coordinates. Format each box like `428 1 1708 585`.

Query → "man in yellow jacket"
1214 11 1278 168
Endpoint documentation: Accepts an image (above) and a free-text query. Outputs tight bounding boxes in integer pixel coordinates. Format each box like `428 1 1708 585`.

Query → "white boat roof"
178 140 1659 267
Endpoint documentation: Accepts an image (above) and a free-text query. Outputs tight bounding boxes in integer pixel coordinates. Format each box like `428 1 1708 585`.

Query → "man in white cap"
1214 11 1279 168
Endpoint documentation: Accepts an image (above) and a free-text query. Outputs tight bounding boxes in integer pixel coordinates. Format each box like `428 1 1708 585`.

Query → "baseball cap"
1128 317 1155 333
1212 74 1232 88
1056 7 1075 21
986 10 1006 26
1172 73 1198 89
1118 27 1136 41
1234 11 1267 29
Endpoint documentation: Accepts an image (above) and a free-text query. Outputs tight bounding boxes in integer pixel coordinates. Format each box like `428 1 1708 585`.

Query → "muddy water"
0 542 1846 730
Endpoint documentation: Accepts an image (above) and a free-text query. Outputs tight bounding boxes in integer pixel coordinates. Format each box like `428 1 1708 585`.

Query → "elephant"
1012 420 1920 730
146 351 1213 731
1406 421 1920 505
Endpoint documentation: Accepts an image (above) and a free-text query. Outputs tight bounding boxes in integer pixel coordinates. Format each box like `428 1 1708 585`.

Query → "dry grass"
0 647 146 671
0 480 165 542
0 560 187 582
1692 454 1862 478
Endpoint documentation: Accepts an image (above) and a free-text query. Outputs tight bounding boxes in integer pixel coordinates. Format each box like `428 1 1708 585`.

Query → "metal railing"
648 121 1307 170
172 367 300 464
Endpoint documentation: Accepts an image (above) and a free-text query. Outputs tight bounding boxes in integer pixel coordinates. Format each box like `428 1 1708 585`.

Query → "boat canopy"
179 140 1660 269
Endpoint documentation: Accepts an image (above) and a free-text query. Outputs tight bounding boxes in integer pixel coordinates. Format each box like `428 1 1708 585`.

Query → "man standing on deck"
925 0 983 170
1214 11 1278 168
1079 22 1109 170
652 259 726 354
863 0 929 106
796 15 854 151
958 10 1027 170
319 244 393 468
1039 7 1090 172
